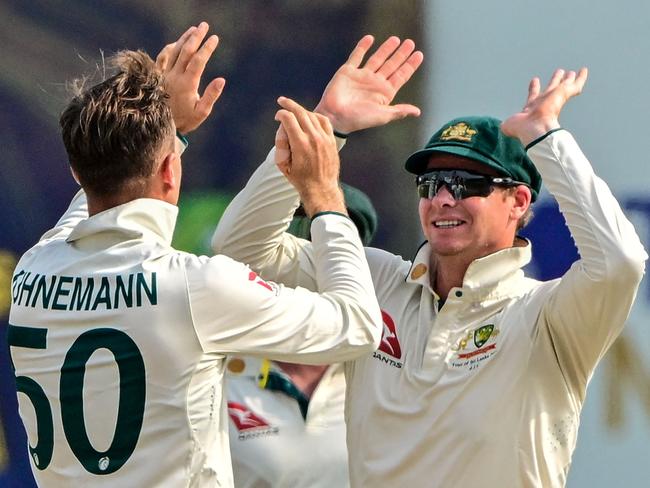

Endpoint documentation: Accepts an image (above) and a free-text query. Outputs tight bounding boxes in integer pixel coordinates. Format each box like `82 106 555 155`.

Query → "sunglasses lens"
416 171 496 200
458 179 494 198
417 183 431 198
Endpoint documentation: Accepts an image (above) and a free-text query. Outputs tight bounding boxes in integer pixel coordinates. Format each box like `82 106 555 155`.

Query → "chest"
347 284 541 431
226 377 348 486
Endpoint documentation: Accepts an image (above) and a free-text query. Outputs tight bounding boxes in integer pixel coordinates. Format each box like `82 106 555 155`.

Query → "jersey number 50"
7 325 146 475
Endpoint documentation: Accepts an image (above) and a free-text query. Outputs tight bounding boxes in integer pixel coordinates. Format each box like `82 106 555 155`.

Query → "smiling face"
418 153 531 263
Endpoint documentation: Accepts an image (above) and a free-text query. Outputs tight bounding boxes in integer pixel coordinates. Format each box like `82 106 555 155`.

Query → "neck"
430 253 473 300
87 194 136 216
86 179 171 216
274 362 328 399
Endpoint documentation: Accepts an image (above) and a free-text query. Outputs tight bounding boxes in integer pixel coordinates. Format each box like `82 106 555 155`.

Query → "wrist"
517 117 560 147
314 102 352 136
300 187 346 218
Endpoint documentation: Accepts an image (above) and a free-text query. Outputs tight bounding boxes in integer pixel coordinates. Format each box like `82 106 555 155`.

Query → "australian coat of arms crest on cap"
440 122 477 142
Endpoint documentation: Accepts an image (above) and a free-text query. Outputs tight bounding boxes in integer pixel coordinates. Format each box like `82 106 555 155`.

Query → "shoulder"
365 246 411 275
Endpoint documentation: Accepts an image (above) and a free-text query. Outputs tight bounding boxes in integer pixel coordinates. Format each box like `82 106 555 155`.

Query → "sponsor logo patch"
450 324 499 371
374 311 403 368
248 271 277 294
227 402 279 440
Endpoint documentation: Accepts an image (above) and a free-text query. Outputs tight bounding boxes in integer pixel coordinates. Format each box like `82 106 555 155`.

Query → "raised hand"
314 35 424 134
156 22 226 135
275 96 346 218
501 68 588 146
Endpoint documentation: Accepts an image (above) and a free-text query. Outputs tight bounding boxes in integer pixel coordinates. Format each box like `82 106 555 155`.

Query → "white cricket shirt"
8 191 381 487
225 357 349 487
212 130 647 487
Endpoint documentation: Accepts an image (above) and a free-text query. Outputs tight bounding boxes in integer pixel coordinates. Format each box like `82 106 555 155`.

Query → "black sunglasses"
416 169 527 201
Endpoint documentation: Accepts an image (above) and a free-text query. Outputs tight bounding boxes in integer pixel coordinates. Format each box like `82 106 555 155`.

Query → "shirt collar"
66 198 178 246
406 238 532 294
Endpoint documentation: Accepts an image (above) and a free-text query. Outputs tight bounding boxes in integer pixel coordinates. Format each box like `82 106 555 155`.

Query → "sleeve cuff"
311 210 350 221
176 130 189 155
525 127 565 151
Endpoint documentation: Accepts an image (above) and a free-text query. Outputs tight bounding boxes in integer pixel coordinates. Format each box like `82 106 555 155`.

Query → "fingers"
175 22 210 73
545 68 565 92
364 36 401 72
275 125 290 150
390 103 421 119
185 34 219 79
376 39 415 78
158 25 197 72
156 44 172 72
275 97 335 174
275 107 304 149
274 108 303 177
274 125 291 174
346 35 375 68
543 66 589 96
277 96 318 134
277 96 333 137
195 77 226 119
388 49 424 90
574 67 589 93
527 77 541 105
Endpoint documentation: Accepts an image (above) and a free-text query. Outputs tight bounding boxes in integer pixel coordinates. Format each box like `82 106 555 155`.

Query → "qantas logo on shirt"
248 271 277 294
227 402 279 440
228 402 269 430
378 311 402 358
373 310 403 368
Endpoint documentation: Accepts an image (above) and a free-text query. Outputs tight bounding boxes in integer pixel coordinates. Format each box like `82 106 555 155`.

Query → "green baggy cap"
288 183 378 245
404 116 542 201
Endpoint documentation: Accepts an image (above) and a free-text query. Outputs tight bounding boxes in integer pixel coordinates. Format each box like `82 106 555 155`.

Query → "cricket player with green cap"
213 33 647 487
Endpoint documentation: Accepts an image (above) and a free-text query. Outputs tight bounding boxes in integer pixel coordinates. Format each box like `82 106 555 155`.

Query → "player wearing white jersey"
7 23 382 487
212 38 648 487
225 184 378 488
226 357 348 488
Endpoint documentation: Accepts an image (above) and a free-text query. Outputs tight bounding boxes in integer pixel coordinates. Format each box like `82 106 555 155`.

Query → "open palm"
156 22 226 135
315 35 424 134
502 68 588 146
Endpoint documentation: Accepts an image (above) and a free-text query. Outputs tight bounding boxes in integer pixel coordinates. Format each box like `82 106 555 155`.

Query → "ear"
70 166 81 185
159 152 180 189
510 185 532 221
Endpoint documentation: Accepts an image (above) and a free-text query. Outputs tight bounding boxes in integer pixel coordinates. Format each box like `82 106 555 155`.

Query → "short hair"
502 186 534 230
60 50 174 197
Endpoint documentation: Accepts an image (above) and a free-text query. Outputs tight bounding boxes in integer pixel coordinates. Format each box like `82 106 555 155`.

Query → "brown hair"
60 50 173 197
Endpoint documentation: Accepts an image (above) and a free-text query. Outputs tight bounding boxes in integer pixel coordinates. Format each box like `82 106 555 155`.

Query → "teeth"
434 220 463 228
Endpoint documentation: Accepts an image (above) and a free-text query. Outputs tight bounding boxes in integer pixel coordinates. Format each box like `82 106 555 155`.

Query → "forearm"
529 130 647 384
212 137 347 283
194 217 383 363
211 147 302 276
528 130 647 279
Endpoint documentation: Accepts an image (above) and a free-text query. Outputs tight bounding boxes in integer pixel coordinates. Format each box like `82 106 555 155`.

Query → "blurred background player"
225 183 377 488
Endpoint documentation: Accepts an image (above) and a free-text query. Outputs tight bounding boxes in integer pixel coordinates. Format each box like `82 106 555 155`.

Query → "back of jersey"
8 199 230 487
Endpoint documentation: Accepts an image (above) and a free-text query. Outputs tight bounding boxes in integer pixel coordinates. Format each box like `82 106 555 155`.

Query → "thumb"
275 124 291 169
196 78 226 116
392 103 421 118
